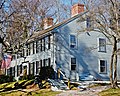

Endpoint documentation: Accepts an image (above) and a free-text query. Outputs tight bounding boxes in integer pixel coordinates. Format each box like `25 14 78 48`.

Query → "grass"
0 80 61 96
99 88 120 96
0 89 61 96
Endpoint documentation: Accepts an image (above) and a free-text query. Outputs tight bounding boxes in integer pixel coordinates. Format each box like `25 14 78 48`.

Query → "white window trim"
99 59 107 74
97 37 106 52
69 34 78 49
70 57 77 71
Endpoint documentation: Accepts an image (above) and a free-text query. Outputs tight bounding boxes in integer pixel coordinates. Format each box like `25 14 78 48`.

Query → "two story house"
6 3 120 81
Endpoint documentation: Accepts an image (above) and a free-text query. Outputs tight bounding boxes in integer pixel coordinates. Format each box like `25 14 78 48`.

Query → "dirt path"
56 86 110 96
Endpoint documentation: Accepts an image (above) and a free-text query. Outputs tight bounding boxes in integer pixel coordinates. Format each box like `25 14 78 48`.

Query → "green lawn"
0 89 61 96
99 88 120 96
0 81 61 96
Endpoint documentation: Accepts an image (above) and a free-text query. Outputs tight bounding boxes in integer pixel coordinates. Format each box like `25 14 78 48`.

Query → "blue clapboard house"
6 4 120 81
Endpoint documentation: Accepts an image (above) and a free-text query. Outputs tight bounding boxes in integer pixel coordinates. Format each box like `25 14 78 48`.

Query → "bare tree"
4 0 71 53
79 0 120 88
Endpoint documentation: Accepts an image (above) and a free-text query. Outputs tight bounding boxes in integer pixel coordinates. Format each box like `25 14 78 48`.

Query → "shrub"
39 66 54 80
0 75 15 84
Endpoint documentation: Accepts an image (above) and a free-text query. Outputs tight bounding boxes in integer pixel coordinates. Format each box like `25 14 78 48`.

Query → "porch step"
47 79 69 90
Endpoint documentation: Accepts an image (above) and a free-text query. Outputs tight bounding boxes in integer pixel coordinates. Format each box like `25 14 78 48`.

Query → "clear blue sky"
61 0 83 5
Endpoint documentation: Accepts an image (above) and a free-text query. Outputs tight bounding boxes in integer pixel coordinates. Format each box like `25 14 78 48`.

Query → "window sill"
98 51 106 53
71 70 76 72
70 47 78 50
99 72 107 74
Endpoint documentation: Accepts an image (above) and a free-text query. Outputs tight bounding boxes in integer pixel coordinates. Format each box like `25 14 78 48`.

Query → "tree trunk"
113 36 118 88
110 36 118 88
110 44 114 87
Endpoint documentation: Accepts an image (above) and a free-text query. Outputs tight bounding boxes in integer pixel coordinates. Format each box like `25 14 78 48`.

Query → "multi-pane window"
26 44 30 56
45 37 48 50
26 44 28 56
43 59 50 67
48 35 51 49
36 61 40 74
99 60 107 73
22 48 25 57
17 65 19 76
29 63 34 75
43 38 45 51
86 17 94 29
36 41 39 53
34 41 36 54
86 17 91 28
70 35 77 48
33 42 35 54
30 43 33 55
40 39 42 51
43 59 46 67
17 65 22 76
33 62 35 75
12 67 15 77
48 58 51 66
99 38 106 52
31 35 51 53
28 44 30 55
71 58 76 71
45 59 48 66
7 68 12 76
40 60 42 68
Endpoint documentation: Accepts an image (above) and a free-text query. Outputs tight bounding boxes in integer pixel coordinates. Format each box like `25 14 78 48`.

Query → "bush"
39 66 54 80
0 75 15 84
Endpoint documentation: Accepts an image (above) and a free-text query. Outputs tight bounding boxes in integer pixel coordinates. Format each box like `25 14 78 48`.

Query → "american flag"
1 54 12 69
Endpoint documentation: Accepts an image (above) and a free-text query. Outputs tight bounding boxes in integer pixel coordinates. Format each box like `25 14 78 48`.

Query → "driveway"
56 86 110 96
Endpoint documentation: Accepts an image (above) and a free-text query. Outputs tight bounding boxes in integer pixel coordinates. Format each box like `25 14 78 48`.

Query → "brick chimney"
43 17 53 29
71 4 84 17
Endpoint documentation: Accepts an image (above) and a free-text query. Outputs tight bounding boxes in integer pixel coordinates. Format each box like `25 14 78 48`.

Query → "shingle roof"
28 11 88 42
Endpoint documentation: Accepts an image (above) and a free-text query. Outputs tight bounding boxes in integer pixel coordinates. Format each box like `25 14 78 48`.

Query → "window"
29 63 34 75
43 59 46 67
12 67 15 77
48 58 51 66
40 39 42 51
17 65 22 76
22 48 24 57
99 60 107 73
31 62 35 75
99 38 106 52
36 41 39 53
70 35 77 48
7 68 10 76
48 35 51 49
7 68 12 76
86 17 91 28
40 60 42 67
30 43 33 55
43 59 48 66
33 42 35 54
43 38 45 51
36 61 40 74
26 44 30 56
28 44 30 55
71 58 76 71
17 65 19 76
